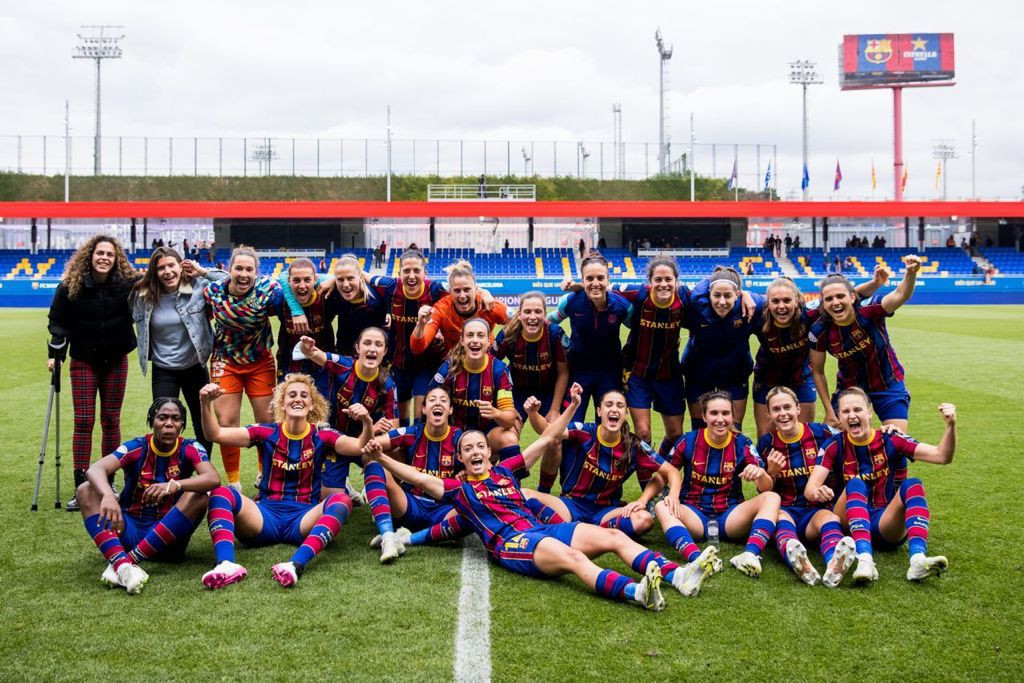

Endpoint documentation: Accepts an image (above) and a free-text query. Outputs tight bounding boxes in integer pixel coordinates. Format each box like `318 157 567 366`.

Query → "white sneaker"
729 551 762 578
906 553 948 582
634 563 666 611
271 561 300 587
370 527 412 548
115 563 149 595
852 553 878 584
671 546 719 597
379 531 408 564
785 540 821 586
822 537 856 588
202 560 248 589
347 485 367 508
100 564 124 589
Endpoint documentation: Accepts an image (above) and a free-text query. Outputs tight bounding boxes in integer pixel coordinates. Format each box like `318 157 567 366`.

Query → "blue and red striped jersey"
667 429 762 515
618 283 691 380
681 287 765 383
560 422 666 505
548 290 632 372
275 289 338 379
441 454 538 556
808 296 905 392
492 322 568 397
756 422 836 508
327 286 389 357
429 354 515 431
817 429 918 508
386 423 463 498
246 423 347 504
369 276 447 370
753 306 821 391
116 435 209 520
323 353 398 437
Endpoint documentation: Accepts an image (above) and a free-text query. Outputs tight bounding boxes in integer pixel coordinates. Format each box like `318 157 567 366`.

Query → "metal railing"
427 184 536 201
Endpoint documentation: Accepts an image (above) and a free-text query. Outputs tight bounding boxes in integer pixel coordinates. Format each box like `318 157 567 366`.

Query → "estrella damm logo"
865 38 893 64
722 460 735 473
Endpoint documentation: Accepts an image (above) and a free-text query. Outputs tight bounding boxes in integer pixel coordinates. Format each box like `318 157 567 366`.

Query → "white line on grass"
454 535 491 683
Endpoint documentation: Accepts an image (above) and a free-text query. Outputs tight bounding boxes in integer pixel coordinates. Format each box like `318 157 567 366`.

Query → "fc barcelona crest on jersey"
723 460 735 473
851 327 865 340
441 453 454 468
873 452 886 465
733 319 743 328
482 385 493 396
167 464 180 479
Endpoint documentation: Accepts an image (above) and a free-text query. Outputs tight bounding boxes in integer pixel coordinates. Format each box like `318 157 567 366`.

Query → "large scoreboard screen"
840 33 954 89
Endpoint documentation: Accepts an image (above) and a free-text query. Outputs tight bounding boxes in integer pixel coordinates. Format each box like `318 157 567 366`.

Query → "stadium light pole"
689 112 696 201
655 29 673 175
521 146 531 176
789 60 822 201
73 25 124 176
932 140 957 201
63 100 71 202
970 119 977 199
386 105 392 202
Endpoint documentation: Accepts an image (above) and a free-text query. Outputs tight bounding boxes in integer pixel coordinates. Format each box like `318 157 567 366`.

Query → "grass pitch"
1 305 1022 681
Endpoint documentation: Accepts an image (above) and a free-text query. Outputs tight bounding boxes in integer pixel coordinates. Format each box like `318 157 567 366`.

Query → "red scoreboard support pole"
893 86 904 202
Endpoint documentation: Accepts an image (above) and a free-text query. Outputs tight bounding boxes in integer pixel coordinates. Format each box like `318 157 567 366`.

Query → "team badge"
608 315 618 323
723 460 735 473
873 452 886 465
733 319 743 328
167 465 181 479
482 385 493 396
864 38 893 64
441 453 454 468
539 351 550 361
851 328 865 340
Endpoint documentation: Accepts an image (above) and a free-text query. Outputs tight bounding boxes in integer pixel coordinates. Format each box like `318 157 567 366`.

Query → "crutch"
31 338 66 511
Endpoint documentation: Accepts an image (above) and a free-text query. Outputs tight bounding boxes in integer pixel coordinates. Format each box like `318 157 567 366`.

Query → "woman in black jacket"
47 234 141 510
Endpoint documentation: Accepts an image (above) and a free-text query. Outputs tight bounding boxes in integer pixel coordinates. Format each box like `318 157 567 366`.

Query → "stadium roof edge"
1 200 1023 219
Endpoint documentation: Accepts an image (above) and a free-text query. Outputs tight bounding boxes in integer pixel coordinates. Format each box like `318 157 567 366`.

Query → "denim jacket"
131 269 227 375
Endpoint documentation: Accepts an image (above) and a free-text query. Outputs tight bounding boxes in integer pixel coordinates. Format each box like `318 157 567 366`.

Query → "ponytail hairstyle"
645 256 680 282
698 389 734 418
445 317 490 386
579 250 610 275
456 429 492 461
399 248 426 270
762 277 806 339
835 386 872 410
333 252 370 300
764 385 800 412
818 274 856 321
355 326 392 398
287 257 317 275
708 265 742 291
228 245 261 272
501 290 547 344
596 389 637 464
445 259 477 285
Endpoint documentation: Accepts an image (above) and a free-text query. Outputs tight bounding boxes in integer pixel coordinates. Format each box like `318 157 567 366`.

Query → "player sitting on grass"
198 374 373 589
805 388 956 584
365 383 717 610
76 397 221 595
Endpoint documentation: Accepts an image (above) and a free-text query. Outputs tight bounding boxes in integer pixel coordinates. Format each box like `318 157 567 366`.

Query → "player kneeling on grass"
757 386 856 587
653 390 780 579
366 384 710 610
805 388 956 584
77 397 221 595
199 374 373 589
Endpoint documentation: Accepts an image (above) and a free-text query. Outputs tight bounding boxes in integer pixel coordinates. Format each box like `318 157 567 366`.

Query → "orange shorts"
212 353 277 397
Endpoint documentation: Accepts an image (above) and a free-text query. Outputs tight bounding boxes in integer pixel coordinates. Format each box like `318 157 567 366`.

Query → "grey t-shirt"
150 292 201 369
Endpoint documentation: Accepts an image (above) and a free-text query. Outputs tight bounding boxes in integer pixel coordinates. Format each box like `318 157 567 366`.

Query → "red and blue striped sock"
291 493 352 568
84 514 132 571
665 525 700 563
819 520 844 564
207 485 244 564
525 498 565 524
745 518 776 556
595 569 635 602
601 514 639 538
409 513 468 546
128 507 197 563
774 518 799 568
844 478 873 556
537 469 557 494
900 478 930 557
630 548 681 583
362 461 394 536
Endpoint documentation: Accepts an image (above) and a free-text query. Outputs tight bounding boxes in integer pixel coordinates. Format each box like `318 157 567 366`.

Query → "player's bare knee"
180 491 210 518
759 490 782 511
632 511 655 535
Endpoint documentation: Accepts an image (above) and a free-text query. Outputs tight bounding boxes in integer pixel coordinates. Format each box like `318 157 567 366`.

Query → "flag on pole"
727 158 738 191
901 165 909 193
870 159 877 190
935 160 942 190
763 161 772 192
834 160 843 191
801 162 809 190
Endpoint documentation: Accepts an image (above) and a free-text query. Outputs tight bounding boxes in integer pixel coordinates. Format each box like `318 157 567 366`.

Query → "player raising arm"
805 388 956 584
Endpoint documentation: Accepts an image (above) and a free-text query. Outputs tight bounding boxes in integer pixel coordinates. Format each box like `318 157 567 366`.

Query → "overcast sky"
1 1 1021 199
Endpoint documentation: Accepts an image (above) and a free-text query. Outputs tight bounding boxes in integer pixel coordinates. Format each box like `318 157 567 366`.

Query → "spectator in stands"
131 247 226 454
793 236 801 249
478 174 486 198
985 235 994 248
880 236 886 247
843 256 854 272
318 257 327 272
833 255 842 273
183 239 190 255
774 235 782 258
157 238 165 248
972 263 980 275
599 236 608 249
151 238 159 250
371 245 381 269
946 235 956 248
784 234 793 251
743 261 755 276
504 238 510 250
208 240 216 262
642 238 652 250
190 244 200 259
47 234 142 511
578 238 587 259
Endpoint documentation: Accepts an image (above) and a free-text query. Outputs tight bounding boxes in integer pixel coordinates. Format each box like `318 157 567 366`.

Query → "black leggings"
151 363 212 454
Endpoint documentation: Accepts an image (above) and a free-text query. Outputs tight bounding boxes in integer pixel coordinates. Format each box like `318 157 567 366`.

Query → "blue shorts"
396 491 454 530
684 376 749 404
569 368 622 422
865 505 906 550
494 522 580 578
752 377 817 405
322 454 354 490
243 499 316 547
121 513 192 561
560 496 622 525
683 502 746 542
626 373 686 416
831 381 910 422
391 364 435 403
513 390 554 421
780 505 829 538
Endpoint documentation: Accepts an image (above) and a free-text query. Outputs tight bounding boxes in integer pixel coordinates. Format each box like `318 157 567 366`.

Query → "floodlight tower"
789 60 822 201
655 29 673 175
932 139 957 200
73 25 124 176
521 146 531 176
612 104 623 179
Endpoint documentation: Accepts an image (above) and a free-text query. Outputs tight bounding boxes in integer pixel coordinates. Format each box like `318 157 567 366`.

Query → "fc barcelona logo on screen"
865 39 893 64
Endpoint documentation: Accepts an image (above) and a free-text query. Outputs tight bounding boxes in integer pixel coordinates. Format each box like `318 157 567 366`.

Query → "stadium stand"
981 247 1024 274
